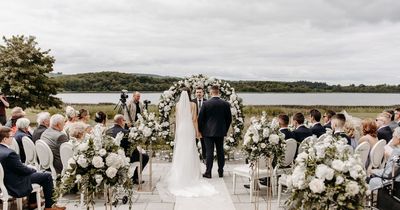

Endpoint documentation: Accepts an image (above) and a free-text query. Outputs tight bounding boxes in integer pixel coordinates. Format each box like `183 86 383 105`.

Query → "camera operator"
125 91 144 127
0 91 10 125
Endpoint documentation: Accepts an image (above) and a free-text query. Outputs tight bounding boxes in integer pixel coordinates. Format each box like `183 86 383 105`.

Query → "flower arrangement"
54 134 135 209
243 112 286 165
285 134 368 210
128 110 161 150
158 74 244 153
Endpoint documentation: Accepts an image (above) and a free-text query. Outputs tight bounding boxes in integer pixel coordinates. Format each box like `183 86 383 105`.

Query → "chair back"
369 140 386 169
298 136 315 154
355 141 370 169
60 142 74 174
35 140 56 176
10 138 20 154
0 163 10 198
22 136 38 166
282 139 297 167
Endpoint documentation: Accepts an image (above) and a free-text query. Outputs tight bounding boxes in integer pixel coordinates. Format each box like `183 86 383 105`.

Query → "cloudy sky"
1 0 400 84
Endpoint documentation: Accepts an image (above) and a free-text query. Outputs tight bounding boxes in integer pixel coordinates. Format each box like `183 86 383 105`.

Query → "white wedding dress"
157 91 217 200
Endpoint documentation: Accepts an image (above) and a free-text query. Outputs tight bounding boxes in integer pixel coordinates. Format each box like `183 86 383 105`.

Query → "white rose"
99 149 107 157
252 134 259 143
75 174 82 183
106 167 118 179
295 152 308 163
335 175 344 185
170 141 174 146
143 127 152 137
345 181 360 196
164 106 171 112
106 153 122 169
229 137 235 143
269 134 280 145
292 166 306 189
260 143 267 149
309 178 326 194
315 164 334 181
77 143 89 152
331 159 345 172
262 128 270 138
95 174 103 185
77 155 88 168
92 156 104 168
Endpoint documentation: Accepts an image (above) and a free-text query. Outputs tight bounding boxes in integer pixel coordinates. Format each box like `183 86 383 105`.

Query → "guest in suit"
14 118 33 163
384 109 399 132
192 87 207 162
309 109 326 137
125 91 144 127
40 114 68 174
331 114 351 145
292 113 312 143
32 112 50 142
376 113 393 143
0 126 65 210
395 108 400 126
322 110 336 130
278 114 295 140
106 114 149 184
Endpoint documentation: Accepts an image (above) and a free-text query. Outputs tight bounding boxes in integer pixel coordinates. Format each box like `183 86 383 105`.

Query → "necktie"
198 100 202 113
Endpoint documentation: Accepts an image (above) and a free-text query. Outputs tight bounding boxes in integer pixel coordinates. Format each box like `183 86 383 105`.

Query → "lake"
56 92 400 106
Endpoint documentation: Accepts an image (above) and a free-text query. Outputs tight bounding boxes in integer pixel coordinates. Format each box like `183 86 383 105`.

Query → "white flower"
106 153 122 169
170 141 174 146
263 128 270 138
67 158 76 169
128 165 135 178
106 167 118 179
309 178 326 194
292 166 306 189
260 143 267 149
336 175 344 185
345 181 360 196
77 143 89 152
349 165 364 179
143 127 152 137
114 132 124 146
331 159 345 172
228 137 235 143
95 174 103 185
269 134 280 145
99 149 107 157
295 152 308 163
164 106 171 112
77 155 88 168
92 156 104 168
231 108 237 116
315 164 334 181
75 174 82 183
252 134 260 143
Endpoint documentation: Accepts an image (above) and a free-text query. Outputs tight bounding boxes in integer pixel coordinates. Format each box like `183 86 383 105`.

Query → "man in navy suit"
0 126 65 210
323 110 336 130
309 109 326 137
192 87 207 162
106 114 149 184
376 113 393 143
292 113 312 143
198 85 232 178
278 114 295 140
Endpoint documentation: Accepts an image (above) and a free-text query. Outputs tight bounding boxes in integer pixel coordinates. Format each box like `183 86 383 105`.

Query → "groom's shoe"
202 173 212 179
218 172 223 178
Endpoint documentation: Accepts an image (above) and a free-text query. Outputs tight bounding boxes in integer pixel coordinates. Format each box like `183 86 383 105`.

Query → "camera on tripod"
144 100 151 110
120 89 129 104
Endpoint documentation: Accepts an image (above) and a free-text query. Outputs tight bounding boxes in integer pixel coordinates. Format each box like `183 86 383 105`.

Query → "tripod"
114 99 133 128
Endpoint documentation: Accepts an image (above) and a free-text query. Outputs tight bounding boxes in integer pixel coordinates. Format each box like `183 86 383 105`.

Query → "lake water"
56 92 400 106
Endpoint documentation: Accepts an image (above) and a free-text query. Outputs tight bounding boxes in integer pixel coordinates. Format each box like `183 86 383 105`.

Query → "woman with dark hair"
93 111 107 134
78 109 90 124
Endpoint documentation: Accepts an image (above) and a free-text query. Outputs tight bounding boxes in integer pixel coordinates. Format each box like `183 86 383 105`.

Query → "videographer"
0 91 10 126
125 91 144 126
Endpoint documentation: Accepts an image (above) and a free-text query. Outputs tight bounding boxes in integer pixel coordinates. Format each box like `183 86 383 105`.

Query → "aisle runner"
174 177 235 210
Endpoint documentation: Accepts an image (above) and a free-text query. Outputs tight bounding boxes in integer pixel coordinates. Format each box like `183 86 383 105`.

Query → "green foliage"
0 35 62 109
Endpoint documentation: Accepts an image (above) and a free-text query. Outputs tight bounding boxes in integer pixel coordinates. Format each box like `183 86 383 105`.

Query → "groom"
198 85 232 178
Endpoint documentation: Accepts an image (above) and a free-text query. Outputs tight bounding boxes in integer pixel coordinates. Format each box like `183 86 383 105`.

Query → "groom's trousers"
204 137 225 175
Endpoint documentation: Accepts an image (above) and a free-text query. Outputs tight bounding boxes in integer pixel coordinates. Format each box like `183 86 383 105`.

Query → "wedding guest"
125 91 144 127
93 111 107 134
106 114 149 184
32 112 50 142
5 107 26 135
0 126 66 210
193 87 207 162
278 114 295 140
78 108 90 124
68 122 88 144
359 119 379 148
376 113 393 143
344 121 358 149
292 113 312 143
384 127 400 158
0 91 9 125
322 110 336 130
64 105 78 135
395 108 400 126
384 109 399 131
14 118 33 163
309 109 326 137
41 114 68 174
331 114 351 145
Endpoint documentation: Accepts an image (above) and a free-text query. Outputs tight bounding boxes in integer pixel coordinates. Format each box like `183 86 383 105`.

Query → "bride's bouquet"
54 134 135 209
285 134 368 210
243 112 286 165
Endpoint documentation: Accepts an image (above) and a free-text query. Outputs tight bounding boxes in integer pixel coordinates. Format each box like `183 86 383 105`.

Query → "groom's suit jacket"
192 98 207 115
198 97 232 137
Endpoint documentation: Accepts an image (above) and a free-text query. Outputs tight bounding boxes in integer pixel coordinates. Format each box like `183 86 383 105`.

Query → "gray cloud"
1 0 400 85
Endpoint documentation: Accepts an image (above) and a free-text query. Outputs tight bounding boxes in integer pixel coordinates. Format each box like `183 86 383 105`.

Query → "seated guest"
93 111 107 135
5 107 26 135
309 109 326 137
331 114 351 145
384 109 399 132
0 126 65 210
14 118 33 163
41 114 68 174
322 110 336 130
376 113 393 143
344 121 358 149
32 112 50 142
64 105 78 136
359 119 379 148
278 114 294 140
292 113 312 143
106 114 149 184
369 145 400 190
69 122 88 144
384 127 400 158
395 108 400 126
77 109 90 124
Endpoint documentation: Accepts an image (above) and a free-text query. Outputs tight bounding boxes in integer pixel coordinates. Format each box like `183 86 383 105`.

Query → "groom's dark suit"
192 98 207 161
198 96 232 177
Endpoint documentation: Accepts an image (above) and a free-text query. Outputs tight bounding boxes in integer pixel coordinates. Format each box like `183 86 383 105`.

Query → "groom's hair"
210 85 220 95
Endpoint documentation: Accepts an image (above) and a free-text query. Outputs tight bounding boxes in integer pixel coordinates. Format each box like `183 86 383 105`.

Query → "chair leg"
271 175 277 197
232 173 236 194
250 178 254 202
3 200 8 210
80 192 85 209
36 190 42 210
277 182 282 206
16 198 23 210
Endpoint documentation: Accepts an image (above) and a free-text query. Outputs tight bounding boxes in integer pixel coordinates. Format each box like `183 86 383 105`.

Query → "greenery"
0 35 62 109
53 71 400 93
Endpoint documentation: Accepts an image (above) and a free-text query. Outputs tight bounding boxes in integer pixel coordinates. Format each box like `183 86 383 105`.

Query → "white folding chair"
10 138 20 155
298 136 315 154
22 136 39 169
60 142 74 176
0 163 42 210
275 139 297 202
354 141 370 170
36 140 57 184
367 140 386 174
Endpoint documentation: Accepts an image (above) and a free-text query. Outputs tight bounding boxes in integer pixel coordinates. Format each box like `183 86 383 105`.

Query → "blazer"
14 129 33 163
323 121 332 130
192 98 207 115
279 128 295 140
0 144 35 197
32 124 47 143
293 125 312 143
125 100 144 124
377 126 393 143
311 123 326 138
198 97 232 138
40 127 68 174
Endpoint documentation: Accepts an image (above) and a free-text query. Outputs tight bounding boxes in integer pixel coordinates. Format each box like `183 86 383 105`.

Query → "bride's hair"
180 87 192 101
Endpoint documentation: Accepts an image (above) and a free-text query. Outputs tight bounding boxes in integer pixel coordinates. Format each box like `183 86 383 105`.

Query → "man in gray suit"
125 91 144 127
40 114 68 174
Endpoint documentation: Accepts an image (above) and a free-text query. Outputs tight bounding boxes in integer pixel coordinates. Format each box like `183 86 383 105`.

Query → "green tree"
0 35 62 109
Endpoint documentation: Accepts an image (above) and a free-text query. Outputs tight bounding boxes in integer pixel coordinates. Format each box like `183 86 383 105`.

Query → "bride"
158 88 217 198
